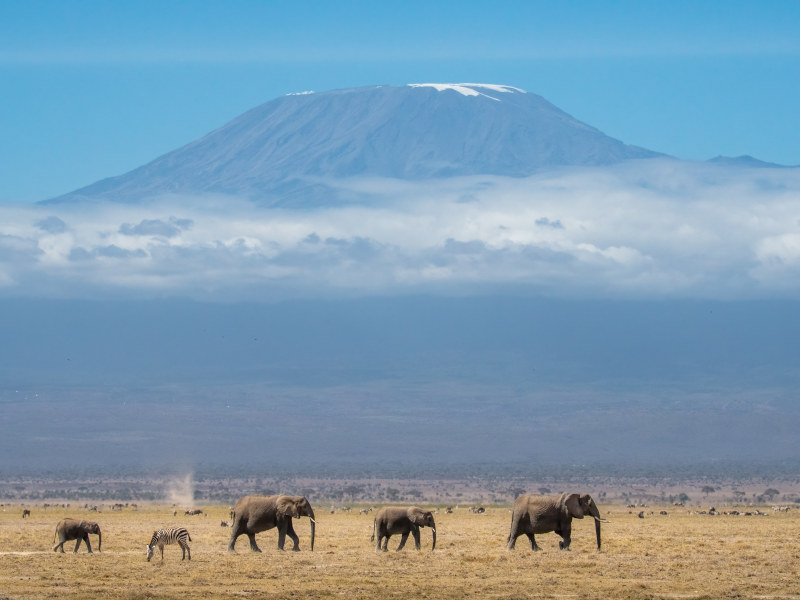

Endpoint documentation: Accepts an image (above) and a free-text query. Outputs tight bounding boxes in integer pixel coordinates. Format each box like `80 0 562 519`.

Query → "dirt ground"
1 503 798 599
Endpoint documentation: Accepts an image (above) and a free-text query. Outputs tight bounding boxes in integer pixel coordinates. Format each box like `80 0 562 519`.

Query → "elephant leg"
277 520 288 551
73 538 82 553
558 522 572 550
412 527 421 550
396 532 410 551
526 533 541 551
286 519 300 551
376 528 387 551
228 524 246 552
507 529 520 550
247 533 262 552
54 540 65 553
382 535 390 552
227 529 238 552
507 514 522 550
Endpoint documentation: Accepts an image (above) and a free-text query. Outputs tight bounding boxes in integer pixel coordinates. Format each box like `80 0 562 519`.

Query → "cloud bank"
2 159 800 301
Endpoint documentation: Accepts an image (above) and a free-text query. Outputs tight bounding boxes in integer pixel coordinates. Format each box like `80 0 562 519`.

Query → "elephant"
507 493 606 551
372 506 436 551
53 518 101 553
228 494 315 552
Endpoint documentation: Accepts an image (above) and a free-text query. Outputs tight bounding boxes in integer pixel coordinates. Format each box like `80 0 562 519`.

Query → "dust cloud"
165 473 195 507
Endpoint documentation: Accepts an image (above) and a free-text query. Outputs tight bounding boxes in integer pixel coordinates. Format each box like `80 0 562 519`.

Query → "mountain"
46 83 663 207
707 155 794 168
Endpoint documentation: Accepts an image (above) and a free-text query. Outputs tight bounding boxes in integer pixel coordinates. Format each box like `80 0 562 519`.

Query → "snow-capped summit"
47 84 663 207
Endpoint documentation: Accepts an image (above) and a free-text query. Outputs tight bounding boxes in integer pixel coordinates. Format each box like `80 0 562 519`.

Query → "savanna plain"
1 503 798 600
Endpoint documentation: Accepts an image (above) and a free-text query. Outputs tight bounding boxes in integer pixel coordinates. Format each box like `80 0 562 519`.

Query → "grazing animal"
22 509 30 518
185 509 204 516
146 527 192 561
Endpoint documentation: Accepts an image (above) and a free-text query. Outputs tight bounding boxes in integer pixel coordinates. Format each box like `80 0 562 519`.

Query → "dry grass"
1 504 799 599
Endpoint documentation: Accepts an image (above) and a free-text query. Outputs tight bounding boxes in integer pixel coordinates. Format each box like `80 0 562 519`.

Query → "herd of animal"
40 492 606 560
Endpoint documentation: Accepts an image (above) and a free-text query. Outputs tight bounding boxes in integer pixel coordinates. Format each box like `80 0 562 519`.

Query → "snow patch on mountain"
408 83 524 101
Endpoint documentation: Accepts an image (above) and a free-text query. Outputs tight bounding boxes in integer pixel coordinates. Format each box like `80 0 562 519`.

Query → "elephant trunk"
588 499 604 550
308 508 316 552
431 526 436 551
97 530 101 552
594 518 601 550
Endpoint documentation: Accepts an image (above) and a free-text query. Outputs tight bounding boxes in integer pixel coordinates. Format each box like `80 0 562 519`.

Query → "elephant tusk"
594 517 610 523
309 518 317 524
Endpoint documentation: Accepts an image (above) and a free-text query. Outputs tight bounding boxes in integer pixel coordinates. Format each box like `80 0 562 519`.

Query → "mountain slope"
47 83 663 207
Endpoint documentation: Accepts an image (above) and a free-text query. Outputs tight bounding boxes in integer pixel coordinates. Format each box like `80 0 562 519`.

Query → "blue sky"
1 0 799 202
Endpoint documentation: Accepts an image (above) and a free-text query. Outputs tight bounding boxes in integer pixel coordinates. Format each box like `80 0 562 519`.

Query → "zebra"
146 527 192 561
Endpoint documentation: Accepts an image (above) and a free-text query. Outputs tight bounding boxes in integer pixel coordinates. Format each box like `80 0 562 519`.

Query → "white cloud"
2 160 800 300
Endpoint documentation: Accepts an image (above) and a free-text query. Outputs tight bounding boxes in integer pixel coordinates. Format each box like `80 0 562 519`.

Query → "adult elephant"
228 495 315 552
507 493 606 551
53 518 102 553
372 506 436 551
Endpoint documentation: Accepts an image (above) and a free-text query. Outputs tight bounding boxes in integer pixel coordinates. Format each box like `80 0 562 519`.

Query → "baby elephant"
53 518 101 553
372 506 436 551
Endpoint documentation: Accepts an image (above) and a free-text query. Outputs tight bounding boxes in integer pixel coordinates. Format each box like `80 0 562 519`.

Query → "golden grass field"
1 503 798 599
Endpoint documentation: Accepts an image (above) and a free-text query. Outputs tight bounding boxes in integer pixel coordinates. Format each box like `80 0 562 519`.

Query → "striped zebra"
146 527 192 561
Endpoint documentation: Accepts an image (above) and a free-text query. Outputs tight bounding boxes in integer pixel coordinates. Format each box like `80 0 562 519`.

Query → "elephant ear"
564 493 585 518
408 508 424 525
276 497 299 518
